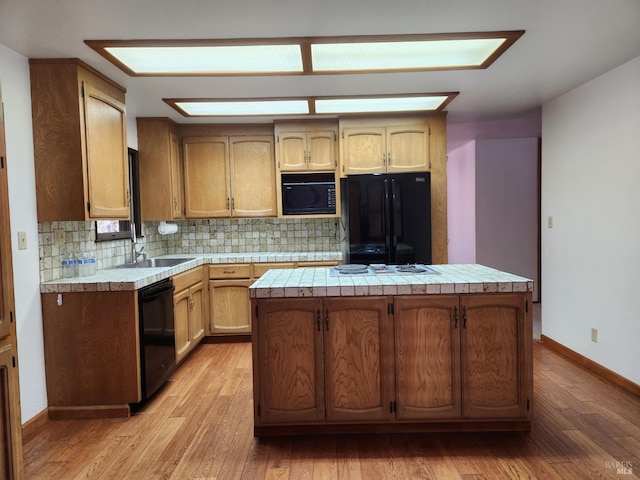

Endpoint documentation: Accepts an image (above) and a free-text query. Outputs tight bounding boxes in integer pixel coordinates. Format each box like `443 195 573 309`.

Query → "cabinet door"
386 125 429 172
0 345 22 480
189 282 205 344
169 131 183 219
209 279 252 334
307 130 336 171
278 132 307 171
174 288 192 363
183 136 231 218
341 127 386 175
395 296 461 420
257 298 324 424
83 81 130 219
324 296 394 422
461 294 528 419
229 136 276 217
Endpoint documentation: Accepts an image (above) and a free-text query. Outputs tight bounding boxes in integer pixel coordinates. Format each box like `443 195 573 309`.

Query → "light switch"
547 216 553 228
17 231 27 250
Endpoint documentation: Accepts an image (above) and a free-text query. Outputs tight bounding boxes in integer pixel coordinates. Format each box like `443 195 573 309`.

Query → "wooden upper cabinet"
137 118 184 221
460 294 529 419
183 136 231 218
323 296 394 423
394 295 461 420
29 59 129 221
339 118 430 176
275 122 338 172
229 136 277 217
386 125 429 173
182 135 276 219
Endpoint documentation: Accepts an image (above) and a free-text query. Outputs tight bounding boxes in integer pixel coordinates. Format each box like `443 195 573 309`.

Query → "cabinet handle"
308 151 311 162
226 198 230 209
325 309 329 331
463 306 468 329
231 198 235 210
316 309 321 331
453 306 458 329
388 152 392 165
383 152 387 165
173 198 177 210
223 270 236 274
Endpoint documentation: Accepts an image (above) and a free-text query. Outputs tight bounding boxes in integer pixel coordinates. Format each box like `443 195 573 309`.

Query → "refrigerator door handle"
384 179 391 254
391 178 398 252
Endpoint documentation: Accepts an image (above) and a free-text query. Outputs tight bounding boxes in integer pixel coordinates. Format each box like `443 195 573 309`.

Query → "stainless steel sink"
113 257 195 269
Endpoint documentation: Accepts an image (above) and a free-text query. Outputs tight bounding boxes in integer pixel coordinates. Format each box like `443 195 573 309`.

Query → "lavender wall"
447 140 476 264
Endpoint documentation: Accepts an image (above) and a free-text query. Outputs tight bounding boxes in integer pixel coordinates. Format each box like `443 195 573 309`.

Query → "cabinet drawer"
252 262 296 278
172 266 204 292
209 263 251 279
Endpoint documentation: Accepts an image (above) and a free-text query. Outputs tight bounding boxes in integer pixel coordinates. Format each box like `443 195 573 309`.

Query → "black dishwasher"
136 278 176 407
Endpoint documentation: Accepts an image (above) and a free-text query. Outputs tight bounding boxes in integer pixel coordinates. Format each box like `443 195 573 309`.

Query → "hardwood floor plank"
23 342 640 480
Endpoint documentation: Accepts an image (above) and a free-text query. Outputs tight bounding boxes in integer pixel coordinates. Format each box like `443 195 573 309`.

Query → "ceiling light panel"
311 38 506 72
103 44 303 74
169 99 310 116
315 95 449 114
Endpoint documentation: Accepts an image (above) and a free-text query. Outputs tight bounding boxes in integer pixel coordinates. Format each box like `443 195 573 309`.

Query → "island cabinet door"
460 294 529 419
394 295 461 420
256 298 325 424
323 296 394 423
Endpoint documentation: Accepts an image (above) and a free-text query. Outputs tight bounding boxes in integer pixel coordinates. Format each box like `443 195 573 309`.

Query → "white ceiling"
1 0 639 143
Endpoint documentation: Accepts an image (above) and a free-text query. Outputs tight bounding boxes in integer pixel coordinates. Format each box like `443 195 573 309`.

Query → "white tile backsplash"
38 218 340 282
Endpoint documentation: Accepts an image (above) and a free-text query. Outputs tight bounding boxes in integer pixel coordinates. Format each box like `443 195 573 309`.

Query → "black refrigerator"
343 172 432 265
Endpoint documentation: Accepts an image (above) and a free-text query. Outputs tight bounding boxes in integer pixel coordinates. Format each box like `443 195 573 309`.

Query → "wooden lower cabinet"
255 298 324 424
394 295 461 420
173 267 206 364
0 344 22 479
461 294 530 419
252 292 532 434
209 279 253 334
324 296 394 422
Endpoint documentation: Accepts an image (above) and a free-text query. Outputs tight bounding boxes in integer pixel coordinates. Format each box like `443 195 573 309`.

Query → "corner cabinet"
137 118 184 221
30 59 130 221
252 292 532 435
182 135 276 218
173 267 206 364
339 118 430 176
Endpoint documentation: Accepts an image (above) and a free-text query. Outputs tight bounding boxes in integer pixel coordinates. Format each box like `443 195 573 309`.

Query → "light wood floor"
24 340 640 479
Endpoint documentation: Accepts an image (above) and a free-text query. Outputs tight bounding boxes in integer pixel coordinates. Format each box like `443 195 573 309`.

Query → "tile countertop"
40 252 343 293
249 264 534 298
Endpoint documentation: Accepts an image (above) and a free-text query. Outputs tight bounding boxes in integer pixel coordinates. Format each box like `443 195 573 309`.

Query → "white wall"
542 55 640 384
447 140 476 264
476 137 539 300
0 44 48 422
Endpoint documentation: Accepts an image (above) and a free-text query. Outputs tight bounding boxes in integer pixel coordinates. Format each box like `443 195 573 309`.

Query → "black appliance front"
281 172 336 215
346 172 432 265
136 278 176 408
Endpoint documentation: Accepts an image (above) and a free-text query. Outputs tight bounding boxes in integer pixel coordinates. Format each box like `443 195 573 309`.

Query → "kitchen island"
249 264 533 436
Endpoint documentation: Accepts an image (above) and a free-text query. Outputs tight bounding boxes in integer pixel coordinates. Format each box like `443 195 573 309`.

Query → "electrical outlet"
591 328 598 343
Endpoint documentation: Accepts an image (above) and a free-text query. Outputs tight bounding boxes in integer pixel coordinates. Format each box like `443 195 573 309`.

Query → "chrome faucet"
130 243 146 263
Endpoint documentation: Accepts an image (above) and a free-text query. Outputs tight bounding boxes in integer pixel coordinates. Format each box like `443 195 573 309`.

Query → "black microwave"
281 173 336 215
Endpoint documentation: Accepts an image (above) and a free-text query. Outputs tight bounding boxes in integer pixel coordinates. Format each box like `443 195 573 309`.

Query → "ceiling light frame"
164 92 459 117
86 31 524 76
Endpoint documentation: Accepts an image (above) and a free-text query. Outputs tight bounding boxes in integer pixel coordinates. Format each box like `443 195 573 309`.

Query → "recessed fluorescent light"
169 99 310 116
101 44 303 75
311 38 506 72
86 32 523 76
315 95 449 114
